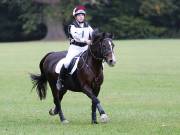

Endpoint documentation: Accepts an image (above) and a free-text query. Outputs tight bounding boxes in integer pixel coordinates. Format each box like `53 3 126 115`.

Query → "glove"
85 40 92 45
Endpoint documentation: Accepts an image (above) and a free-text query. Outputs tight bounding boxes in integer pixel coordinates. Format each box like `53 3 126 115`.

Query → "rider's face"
75 14 85 23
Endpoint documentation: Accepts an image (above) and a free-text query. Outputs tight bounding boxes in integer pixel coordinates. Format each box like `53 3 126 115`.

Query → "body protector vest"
68 21 94 47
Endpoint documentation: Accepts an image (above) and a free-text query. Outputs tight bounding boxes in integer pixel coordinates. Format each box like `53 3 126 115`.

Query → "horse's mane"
92 29 113 43
92 29 101 42
92 29 100 38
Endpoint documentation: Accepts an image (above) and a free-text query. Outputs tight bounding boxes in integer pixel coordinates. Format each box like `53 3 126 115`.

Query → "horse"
30 31 116 124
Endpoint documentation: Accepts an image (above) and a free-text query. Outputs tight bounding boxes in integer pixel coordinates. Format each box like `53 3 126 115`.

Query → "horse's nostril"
109 60 113 63
108 59 116 67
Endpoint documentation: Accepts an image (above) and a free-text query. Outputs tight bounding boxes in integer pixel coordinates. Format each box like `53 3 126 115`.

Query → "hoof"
49 108 58 116
62 120 69 124
100 114 109 123
91 121 98 124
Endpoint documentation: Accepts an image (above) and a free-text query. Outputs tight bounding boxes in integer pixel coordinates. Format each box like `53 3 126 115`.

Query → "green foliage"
0 0 180 41
89 0 180 39
137 0 180 37
0 2 21 41
0 1 46 41
18 2 43 34
102 16 167 39
139 0 176 17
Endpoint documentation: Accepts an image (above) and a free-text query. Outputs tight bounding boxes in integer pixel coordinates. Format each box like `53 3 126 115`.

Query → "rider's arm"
70 25 86 43
89 26 94 39
85 26 93 45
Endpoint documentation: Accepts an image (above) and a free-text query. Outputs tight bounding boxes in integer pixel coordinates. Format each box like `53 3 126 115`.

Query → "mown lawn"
0 40 180 135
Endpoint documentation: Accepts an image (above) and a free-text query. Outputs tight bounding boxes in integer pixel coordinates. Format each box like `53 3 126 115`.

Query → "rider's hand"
85 40 92 45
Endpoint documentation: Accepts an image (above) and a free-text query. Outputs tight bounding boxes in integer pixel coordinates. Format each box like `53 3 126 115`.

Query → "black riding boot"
56 65 67 90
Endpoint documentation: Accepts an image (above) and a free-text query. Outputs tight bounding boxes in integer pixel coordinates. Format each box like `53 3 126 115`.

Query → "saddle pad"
55 57 80 75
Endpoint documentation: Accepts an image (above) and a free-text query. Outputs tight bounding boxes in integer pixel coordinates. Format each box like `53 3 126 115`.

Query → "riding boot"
56 65 67 90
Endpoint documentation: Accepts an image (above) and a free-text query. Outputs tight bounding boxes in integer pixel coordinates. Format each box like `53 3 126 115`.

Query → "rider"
56 5 94 90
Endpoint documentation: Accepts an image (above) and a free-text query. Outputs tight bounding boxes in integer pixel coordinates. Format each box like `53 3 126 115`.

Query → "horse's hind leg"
48 81 68 123
49 82 60 116
58 89 69 124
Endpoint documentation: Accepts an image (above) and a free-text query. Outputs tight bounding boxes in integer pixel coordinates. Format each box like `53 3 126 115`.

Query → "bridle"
89 46 103 61
89 38 113 61
78 38 113 70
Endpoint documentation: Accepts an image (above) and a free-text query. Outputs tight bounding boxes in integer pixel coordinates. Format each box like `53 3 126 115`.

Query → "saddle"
55 53 81 75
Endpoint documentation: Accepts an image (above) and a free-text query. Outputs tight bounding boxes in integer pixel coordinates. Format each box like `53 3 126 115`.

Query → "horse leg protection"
91 103 98 124
97 103 105 115
92 97 100 105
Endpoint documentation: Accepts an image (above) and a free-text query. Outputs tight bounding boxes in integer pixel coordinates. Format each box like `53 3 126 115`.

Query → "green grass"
0 40 180 135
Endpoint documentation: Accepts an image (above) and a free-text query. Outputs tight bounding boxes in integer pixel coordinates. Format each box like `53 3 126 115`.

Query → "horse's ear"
97 32 105 41
92 28 99 42
94 28 99 33
102 32 106 38
106 33 114 39
92 28 99 38
92 30 104 44
109 33 114 39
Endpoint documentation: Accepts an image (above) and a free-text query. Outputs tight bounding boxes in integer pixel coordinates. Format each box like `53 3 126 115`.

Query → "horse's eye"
112 44 115 48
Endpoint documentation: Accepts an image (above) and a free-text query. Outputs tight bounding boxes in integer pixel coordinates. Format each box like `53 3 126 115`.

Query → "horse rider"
56 5 94 90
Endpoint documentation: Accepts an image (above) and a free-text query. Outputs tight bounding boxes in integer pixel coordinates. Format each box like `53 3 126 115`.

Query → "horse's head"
90 30 116 67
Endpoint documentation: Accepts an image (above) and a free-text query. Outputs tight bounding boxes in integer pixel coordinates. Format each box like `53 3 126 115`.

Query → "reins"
89 38 112 61
89 46 104 61
77 37 112 70
77 50 88 70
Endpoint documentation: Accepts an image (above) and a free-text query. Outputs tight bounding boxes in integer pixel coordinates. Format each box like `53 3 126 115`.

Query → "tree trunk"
43 17 66 40
33 0 65 40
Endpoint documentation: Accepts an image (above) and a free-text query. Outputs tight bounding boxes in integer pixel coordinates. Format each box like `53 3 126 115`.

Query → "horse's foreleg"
83 85 109 123
91 88 100 124
92 102 98 124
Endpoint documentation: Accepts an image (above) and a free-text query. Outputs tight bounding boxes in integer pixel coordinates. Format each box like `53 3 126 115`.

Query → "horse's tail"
30 52 52 100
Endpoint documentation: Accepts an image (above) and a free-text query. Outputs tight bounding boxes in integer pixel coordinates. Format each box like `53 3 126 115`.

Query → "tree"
22 0 109 40
0 0 118 41
139 0 180 37
1 0 180 41
0 0 46 41
32 0 66 40
139 0 177 26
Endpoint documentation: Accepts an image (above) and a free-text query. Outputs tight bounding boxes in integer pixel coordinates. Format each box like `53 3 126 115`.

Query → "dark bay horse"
30 31 116 124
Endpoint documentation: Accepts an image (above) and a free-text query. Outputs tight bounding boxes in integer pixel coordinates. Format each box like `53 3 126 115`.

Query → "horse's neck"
87 55 103 75
79 50 103 75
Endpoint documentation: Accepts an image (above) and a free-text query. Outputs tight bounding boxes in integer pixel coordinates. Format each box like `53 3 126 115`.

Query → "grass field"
0 40 180 135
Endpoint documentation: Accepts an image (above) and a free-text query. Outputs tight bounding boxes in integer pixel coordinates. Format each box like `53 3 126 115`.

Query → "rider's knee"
63 63 69 69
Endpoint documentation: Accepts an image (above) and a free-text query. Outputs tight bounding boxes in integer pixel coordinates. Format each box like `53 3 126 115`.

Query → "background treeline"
0 0 180 41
